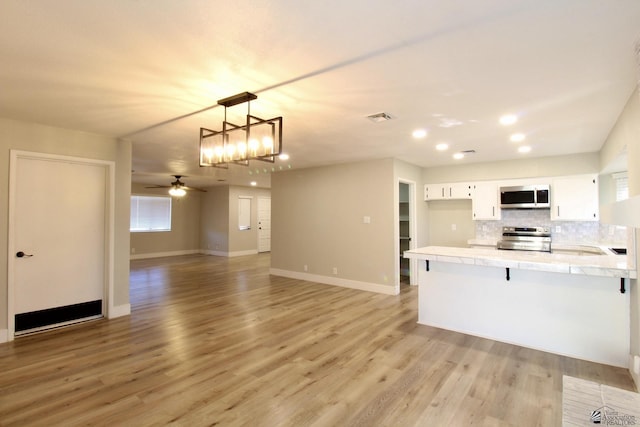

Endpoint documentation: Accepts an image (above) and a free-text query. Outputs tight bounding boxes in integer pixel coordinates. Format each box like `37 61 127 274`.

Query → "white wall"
599 86 640 387
271 158 396 294
423 152 599 184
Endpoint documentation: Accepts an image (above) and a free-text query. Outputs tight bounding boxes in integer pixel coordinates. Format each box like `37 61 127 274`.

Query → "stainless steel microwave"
499 185 550 209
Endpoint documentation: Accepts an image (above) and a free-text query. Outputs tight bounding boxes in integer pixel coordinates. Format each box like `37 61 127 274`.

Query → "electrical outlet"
332 267 338 275
131 248 135 254
451 224 457 231
634 355 640 374
482 225 488 232
304 264 308 272
363 216 371 224
555 226 561 233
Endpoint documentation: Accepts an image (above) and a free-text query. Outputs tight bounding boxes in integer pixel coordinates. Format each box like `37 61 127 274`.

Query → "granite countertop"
404 245 636 279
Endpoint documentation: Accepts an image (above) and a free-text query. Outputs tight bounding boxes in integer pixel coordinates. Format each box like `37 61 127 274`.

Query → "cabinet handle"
442 188 444 198
492 206 495 217
449 188 452 197
557 206 560 217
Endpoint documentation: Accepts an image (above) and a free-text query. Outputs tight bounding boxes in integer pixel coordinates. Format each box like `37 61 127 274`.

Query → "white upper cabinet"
551 174 599 221
472 182 501 220
424 183 472 201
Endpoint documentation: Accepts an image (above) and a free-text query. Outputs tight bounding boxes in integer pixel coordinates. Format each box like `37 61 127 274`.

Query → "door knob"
16 251 33 258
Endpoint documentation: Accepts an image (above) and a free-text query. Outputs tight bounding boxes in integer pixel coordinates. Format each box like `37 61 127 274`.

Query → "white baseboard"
0 329 7 343
630 354 640 391
229 250 259 257
130 250 200 260
109 303 131 318
270 268 398 295
200 249 259 257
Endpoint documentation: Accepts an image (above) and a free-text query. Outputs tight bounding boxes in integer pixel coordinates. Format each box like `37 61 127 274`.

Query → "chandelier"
199 92 283 168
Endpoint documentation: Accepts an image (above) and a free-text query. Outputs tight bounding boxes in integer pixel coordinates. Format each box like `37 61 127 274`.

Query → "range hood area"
499 185 550 209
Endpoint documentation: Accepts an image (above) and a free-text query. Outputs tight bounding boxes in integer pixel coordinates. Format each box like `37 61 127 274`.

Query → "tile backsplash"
475 209 628 245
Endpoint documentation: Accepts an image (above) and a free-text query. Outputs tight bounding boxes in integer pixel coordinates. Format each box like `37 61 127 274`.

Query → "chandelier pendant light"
199 92 283 168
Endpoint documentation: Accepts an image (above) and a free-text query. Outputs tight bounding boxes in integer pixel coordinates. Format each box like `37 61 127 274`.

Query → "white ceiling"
2 0 639 189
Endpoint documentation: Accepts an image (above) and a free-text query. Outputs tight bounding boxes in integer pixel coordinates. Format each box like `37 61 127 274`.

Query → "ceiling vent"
461 150 476 154
366 112 393 123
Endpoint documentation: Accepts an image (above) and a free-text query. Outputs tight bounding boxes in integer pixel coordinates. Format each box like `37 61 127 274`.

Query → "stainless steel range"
497 226 551 252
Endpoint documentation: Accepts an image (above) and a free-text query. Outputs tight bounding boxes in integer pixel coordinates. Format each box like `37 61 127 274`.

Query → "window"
130 195 172 232
238 196 252 230
613 172 628 202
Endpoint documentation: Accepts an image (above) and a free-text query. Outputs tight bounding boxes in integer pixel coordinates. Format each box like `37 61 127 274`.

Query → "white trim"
397 178 418 286
0 329 7 343
631 354 640 391
270 268 398 295
200 249 229 257
130 249 200 260
109 304 131 318
228 249 259 257
198 249 259 258
138 249 261 258
8 150 116 341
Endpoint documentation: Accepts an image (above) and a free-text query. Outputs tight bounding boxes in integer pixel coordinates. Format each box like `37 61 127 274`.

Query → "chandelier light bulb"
248 138 260 156
263 136 273 154
225 144 236 160
237 141 247 157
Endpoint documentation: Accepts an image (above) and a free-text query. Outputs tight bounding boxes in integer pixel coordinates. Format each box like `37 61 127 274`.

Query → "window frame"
130 194 172 233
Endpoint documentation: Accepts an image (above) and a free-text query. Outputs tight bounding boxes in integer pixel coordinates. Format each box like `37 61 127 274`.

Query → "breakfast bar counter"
403 246 637 367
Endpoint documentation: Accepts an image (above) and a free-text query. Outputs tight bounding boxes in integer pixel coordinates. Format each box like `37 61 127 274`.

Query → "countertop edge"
405 246 637 279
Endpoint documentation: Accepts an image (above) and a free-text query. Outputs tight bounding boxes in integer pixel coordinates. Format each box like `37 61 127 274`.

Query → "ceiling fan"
146 175 206 196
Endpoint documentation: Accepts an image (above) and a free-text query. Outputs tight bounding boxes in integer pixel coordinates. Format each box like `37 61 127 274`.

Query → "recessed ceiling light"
518 145 531 153
436 143 449 151
279 153 290 160
510 133 526 142
499 114 518 126
453 152 465 160
412 129 428 139
250 181 257 186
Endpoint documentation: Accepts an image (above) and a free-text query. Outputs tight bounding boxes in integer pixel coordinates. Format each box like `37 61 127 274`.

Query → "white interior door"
257 197 271 253
10 153 108 335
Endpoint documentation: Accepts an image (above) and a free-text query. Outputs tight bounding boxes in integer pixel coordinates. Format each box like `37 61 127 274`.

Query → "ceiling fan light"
169 187 186 197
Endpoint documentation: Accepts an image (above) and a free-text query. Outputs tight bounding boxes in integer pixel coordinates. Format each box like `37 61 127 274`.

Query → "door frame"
7 150 116 341
396 178 418 287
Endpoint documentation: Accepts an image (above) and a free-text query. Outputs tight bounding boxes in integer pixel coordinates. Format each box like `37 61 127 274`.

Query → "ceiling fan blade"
182 186 207 192
145 185 171 189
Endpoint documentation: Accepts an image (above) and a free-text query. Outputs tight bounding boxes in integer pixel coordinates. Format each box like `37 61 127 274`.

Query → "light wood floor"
0 254 635 426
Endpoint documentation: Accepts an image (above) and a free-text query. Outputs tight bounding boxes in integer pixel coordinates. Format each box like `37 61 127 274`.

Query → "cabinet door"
449 183 473 199
551 175 599 221
472 182 501 220
424 184 446 200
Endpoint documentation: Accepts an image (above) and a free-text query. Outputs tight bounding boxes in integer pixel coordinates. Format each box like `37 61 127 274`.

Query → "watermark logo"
590 406 637 425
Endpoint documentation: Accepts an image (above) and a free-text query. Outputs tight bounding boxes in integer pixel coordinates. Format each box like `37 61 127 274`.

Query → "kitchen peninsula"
404 246 637 367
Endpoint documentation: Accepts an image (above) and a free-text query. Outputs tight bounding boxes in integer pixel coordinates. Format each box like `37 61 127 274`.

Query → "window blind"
130 195 172 232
